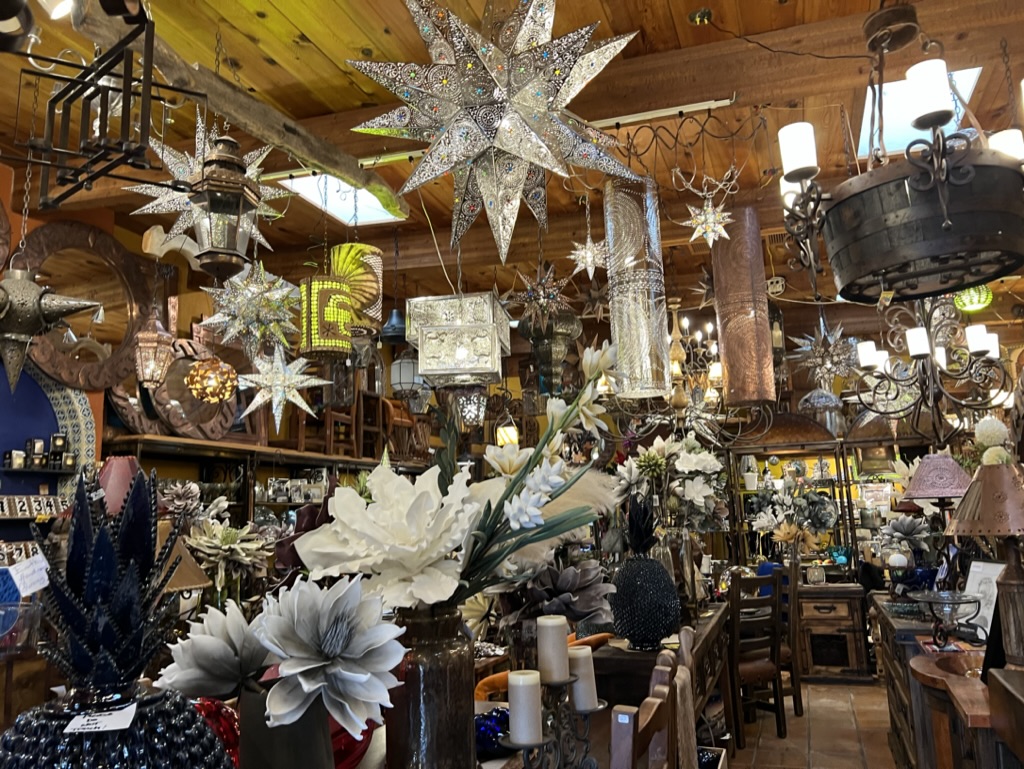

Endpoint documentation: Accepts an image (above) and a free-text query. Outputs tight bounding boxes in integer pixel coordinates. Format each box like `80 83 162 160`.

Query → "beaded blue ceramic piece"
475 707 515 761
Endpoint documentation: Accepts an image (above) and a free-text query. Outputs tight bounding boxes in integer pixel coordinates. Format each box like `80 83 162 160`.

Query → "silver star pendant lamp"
0 269 99 393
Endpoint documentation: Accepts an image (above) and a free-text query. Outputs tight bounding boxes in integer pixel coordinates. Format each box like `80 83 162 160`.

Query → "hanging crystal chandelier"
851 295 1011 446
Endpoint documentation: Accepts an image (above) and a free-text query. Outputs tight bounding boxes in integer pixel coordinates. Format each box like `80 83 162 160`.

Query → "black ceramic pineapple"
0 471 234 769
610 495 681 651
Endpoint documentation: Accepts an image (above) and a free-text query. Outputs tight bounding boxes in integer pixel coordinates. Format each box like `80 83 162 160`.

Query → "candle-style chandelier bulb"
778 122 820 182
965 324 990 355
906 58 955 130
905 327 931 359
857 340 878 369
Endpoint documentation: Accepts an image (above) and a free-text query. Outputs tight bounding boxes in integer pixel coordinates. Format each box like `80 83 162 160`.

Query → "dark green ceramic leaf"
83 526 118 608
66 475 95 599
118 472 155 581
109 563 141 637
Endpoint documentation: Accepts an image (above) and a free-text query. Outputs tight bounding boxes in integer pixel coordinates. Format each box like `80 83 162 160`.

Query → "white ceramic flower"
582 340 617 383
616 458 647 494
682 477 715 507
675 450 723 475
983 446 1013 465
294 465 480 607
976 416 1010 450
546 397 569 428
751 511 779 533
156 601 273 699
542 431 566 463
526 457 567 495
577 384 606 436
504 488 547 530
256 577 407 737
485 443 532 478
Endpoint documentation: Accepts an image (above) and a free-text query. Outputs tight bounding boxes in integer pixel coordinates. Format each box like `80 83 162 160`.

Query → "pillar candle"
567 646 599 711
536 615 570 683
508 670 544 745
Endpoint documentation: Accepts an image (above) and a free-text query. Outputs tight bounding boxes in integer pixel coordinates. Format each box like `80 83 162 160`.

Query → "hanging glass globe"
186 357 238 404
953 284 993 313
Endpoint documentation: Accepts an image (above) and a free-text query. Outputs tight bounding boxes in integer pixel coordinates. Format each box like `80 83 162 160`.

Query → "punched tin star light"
682 198 733 249
789 319 858 390
200 262 299 363
505 265 574 330
126 109 287 250
350 0 640 262
567 233 609 279
238 346 332 432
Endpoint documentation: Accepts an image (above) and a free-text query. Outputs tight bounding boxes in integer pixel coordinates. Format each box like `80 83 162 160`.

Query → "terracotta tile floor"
727 682 898 769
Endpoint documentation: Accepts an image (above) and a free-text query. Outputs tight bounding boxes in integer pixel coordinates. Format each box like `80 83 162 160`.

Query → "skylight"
279 173 406 226
856 67 983 157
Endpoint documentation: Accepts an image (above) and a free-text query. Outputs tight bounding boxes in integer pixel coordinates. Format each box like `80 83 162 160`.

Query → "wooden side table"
797 583 872 681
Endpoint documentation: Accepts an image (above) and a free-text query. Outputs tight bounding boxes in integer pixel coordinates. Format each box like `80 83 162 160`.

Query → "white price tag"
64 702 137 734
9 554 50 597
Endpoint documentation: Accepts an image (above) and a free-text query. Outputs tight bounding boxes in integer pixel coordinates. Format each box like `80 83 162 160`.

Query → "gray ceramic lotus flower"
156 601 273 699
502 559 615 627
255 576 407 738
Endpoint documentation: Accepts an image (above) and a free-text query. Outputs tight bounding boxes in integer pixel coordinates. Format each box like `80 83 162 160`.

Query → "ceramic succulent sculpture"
610 495 681 651
0 471 234 769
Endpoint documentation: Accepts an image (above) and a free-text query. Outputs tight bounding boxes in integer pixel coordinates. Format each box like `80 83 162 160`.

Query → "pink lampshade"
97 456 144 516
903 454 972 500
947 463 1024 537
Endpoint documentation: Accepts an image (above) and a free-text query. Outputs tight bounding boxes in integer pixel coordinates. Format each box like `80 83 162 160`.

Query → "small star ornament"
238 346 332 432
505 265 574 330
790 317 858 390
200 262 299 363
682 198 733 249
567 234 609 280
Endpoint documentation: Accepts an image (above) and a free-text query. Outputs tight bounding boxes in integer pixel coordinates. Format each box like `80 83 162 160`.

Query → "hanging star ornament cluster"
238 346 331 432
126 109 287 249
682 197 733 249
505 265 574 329
350 0 640 262
567 233 609 279
789 319 858 390
200 262 299 363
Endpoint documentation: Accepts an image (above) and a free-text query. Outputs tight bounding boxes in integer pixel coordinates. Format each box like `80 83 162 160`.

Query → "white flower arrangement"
975 416 1010 450
157 578 408 740
295 342 619 608
982 446 1013 465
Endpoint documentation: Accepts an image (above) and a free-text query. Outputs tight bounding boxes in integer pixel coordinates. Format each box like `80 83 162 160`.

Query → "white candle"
568 646 599 711
536 616 570 683
508 670 544 745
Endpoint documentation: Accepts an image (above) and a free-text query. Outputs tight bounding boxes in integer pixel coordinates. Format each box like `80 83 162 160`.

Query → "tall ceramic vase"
387 606 475 769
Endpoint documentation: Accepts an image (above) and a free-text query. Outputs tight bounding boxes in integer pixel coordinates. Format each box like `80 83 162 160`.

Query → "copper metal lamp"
947 463 1024 666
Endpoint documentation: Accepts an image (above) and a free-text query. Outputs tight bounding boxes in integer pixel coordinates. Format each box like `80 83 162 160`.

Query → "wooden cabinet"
870 593 934 769
797 583 871 680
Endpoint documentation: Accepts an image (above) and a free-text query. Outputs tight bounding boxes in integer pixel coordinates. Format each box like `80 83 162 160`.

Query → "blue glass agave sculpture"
0 471 234 769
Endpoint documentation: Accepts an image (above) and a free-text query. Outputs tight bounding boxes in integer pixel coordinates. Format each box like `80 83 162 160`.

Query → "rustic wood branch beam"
69 0 409 219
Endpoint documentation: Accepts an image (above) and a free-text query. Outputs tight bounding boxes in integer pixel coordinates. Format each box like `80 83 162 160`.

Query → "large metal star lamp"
126 109 287 249
350 0 640 263
238 346 332 433
789 316 858 391
200 262 299 363
682 197 734 249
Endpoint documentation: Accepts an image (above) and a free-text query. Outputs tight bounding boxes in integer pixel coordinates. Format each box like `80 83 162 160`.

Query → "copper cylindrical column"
713 206 775 406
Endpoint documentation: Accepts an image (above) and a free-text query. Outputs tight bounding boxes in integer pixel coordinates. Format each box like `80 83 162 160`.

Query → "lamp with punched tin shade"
947 462 1024 667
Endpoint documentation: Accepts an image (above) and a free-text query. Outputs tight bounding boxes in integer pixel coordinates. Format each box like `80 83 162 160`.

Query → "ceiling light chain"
213 30 243 134
9 77 39 271
1002 39 1019 127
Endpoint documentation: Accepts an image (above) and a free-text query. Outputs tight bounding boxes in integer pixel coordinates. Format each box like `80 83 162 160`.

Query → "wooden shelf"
0 467 77 476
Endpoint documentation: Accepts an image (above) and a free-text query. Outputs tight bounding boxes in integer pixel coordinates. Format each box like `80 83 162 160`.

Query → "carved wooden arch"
22 220 152 391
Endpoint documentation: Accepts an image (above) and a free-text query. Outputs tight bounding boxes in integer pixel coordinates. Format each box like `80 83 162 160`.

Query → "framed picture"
964 560 1003 635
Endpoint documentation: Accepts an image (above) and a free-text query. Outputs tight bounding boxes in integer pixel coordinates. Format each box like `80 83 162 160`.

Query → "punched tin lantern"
135 308 176 390
299 277 354 358
406 292 511 388
187 136 261 282
185 357 238 404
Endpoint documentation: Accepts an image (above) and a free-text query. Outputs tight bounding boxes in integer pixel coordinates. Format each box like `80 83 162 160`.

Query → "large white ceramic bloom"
582 341 617 383
641 435 681 460
976 416 1010 450
526 457 567 495
577 384 606 435
682 477 715 507
616 458 647 495
156 601 273 699
485 443 532 478
504 488 547 530
675 450 723 474
294 465 480 607
255 577 407 738
751 511 780 533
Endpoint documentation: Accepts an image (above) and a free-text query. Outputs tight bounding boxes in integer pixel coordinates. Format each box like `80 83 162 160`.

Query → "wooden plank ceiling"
2 0 1024 345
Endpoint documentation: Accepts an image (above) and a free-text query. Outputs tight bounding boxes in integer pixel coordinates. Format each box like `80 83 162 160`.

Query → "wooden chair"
727 569 786 749
780 563 804 717
611 665 676 769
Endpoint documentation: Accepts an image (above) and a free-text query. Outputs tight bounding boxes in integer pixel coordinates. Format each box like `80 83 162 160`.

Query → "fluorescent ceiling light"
857 66 983 157
279 173 406 226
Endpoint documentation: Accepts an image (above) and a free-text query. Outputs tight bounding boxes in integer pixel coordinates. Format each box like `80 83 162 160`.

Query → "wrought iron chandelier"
851 295 1011 447
779 4 1024 303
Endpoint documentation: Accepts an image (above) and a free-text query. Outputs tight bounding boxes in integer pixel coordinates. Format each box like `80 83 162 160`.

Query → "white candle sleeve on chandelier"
906 58 955 130
933 346 948 370
905 327 930 359
965 324 990 355
536 616 570 683
985 333 1001 360
567 646 599 712
507 670 544 745
857 340 878 369
778 122 819 182
990 129 1024 162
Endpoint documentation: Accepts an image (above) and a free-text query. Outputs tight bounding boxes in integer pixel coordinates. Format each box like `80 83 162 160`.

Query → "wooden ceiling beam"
68 0 409 220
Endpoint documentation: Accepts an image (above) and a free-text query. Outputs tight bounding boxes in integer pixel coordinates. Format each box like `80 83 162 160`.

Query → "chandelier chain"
213 31 244 134
1002 39 1019 126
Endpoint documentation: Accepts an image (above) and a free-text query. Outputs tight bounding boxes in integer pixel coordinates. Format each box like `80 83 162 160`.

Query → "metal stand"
501 676 608 769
